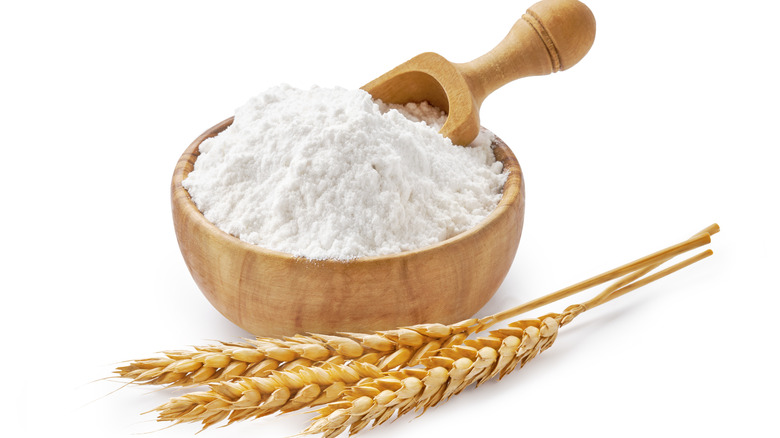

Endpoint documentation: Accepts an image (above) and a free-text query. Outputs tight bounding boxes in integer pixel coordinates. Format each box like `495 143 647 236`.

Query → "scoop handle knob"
457 0 596 106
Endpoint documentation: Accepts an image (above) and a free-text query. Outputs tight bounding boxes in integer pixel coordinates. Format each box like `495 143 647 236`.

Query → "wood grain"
362 0 596 146
171 118 525 337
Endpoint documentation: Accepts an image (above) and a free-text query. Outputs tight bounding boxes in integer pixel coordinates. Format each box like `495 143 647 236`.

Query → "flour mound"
183 85 506 260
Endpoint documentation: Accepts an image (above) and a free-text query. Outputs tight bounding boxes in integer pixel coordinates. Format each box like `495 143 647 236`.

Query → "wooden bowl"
171 117 525 336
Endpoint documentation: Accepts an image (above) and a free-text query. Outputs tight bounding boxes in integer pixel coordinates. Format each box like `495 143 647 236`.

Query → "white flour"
183 85 506 260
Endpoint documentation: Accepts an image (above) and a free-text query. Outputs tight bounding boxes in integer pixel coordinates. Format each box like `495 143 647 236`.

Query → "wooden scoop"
362 0 596 146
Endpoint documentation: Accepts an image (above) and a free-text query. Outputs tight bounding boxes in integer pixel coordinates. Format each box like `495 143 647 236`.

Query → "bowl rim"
172 117 524 266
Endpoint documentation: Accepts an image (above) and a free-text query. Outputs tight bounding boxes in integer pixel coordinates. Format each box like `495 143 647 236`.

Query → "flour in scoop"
183 85 507 260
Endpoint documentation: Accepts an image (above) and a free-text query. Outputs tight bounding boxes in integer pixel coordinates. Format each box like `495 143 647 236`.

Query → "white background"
2 0 778 436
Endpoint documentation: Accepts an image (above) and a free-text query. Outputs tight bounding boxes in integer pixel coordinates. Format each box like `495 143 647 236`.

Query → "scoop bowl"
363 0 596 146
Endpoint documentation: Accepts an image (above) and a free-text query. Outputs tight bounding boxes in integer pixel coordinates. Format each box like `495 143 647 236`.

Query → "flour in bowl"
182 85 506 260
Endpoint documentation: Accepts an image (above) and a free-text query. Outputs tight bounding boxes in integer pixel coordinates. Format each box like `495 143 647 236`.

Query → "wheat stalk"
139 226 717 432
304 249 714 437
121 224 717 435
117 225 715 388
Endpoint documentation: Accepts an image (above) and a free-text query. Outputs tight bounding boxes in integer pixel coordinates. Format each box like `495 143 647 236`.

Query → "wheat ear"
145 226 716 431
114 321 477 387
304 249 714 437
116 225 716 388
152 361 384 430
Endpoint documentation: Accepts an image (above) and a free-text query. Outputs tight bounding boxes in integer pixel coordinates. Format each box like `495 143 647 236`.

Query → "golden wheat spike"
114 322 476 387
125 224 716 435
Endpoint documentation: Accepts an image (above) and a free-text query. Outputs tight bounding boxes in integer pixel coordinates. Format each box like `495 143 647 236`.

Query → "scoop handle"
456 0 596 106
